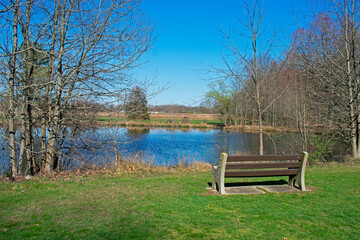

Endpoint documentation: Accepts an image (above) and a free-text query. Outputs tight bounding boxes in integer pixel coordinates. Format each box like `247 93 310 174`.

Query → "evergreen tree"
124 86 150 120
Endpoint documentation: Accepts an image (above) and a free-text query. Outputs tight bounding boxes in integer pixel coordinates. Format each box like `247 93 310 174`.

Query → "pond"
62 126 303 166
0 126 304 173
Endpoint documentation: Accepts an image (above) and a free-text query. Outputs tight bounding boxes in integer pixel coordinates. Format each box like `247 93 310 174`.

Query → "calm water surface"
80 127 302 165
0 126 303 173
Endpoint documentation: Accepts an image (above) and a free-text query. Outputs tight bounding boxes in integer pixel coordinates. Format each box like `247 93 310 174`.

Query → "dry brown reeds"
112 152 212 174
1 151 214 181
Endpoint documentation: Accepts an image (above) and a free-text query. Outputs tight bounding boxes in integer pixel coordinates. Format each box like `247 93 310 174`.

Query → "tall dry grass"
111 152 212 174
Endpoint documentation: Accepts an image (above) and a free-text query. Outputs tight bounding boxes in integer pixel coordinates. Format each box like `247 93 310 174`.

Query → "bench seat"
212 152 309 194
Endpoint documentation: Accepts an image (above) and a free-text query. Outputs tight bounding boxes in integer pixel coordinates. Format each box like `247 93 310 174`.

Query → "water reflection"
117 127 302 165
127 127 150 137
0 126 303 172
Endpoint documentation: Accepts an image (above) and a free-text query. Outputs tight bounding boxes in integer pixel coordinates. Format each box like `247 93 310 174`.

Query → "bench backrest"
220 153 306 178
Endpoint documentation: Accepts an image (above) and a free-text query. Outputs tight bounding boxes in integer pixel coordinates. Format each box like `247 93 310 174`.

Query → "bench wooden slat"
225 162 302 169
212 152 308 194
225 169 299 177
227 154 302 162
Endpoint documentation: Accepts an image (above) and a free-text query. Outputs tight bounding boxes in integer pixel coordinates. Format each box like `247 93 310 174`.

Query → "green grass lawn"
97 117 126 122
0 165 359 239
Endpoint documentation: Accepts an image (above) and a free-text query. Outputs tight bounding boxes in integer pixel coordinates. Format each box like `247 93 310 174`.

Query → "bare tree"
0 0 155 176
6 0 20 178
212 0 288 154
294 0 360 158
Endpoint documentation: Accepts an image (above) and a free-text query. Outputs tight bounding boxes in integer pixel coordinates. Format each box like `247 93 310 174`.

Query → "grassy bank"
96 117 223 129
1 165 359 239
96 117 300 132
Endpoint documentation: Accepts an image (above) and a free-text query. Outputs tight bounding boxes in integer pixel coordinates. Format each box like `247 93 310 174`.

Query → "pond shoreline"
94 120 299 133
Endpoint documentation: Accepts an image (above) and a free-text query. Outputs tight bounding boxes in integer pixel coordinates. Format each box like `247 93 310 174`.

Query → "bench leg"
295 171 306 191
298 170 306 191
288 175 297 187
212 153 228 195
218 153 228 195
212 165 225 194
290 152 308 191
218 176 225 195
298 151 308 191
211 166 217 190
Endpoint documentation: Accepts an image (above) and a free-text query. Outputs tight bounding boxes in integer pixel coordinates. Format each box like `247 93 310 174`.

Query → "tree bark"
9 0 20 179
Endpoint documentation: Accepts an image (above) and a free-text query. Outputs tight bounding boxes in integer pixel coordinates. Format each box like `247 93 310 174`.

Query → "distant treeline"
149 104 214 114
64 101 215 115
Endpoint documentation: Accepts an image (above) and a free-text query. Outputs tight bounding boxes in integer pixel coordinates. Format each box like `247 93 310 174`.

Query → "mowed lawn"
0 165 359 239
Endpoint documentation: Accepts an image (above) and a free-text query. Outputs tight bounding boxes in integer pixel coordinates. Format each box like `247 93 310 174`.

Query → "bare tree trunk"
9 0 20 179
344 2 359 158
20 0 36 174
42 0 64 174
17 95 27 175
259 112 264 155
256 86 264 155
48 80 62 172
25 100 34 174
295 76 308 152
47 0 69 172
41 93 49 172
40 0 60 173
272 80 276 127
347 80 358 158
253 35 264 155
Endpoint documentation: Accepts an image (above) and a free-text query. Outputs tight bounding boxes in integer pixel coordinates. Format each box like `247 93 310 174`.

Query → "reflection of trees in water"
3 126 346 174
127 127 150 137
58 126 154 171
262 133 302 155
55 126 128 171
163 128 193 133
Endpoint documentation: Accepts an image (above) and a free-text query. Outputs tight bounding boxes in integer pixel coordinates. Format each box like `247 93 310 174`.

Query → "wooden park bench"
212 152 309 194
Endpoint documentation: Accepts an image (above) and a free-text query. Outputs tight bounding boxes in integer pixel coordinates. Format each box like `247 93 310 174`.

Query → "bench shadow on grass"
207 179 289 188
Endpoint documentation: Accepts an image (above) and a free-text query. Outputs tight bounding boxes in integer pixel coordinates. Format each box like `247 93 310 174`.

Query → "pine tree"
124 86 150 120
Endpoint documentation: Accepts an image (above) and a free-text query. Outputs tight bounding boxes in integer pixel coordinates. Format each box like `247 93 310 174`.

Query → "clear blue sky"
137 0 306 106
